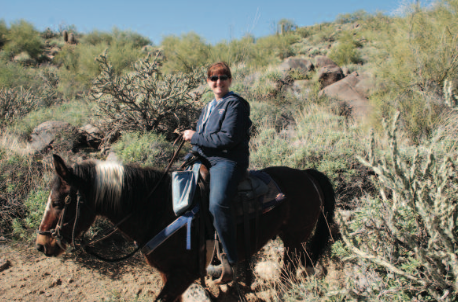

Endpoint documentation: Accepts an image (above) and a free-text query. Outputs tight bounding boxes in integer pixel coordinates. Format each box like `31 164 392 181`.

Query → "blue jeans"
209 160 246 265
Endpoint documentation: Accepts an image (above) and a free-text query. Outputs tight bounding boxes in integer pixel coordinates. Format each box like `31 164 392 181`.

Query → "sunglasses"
209 75 229 82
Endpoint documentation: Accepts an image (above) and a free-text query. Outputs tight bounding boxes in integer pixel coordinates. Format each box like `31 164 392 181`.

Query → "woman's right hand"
183 130 196 142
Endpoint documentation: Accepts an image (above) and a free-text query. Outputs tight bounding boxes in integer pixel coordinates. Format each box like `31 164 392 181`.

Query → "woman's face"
207 72 232 100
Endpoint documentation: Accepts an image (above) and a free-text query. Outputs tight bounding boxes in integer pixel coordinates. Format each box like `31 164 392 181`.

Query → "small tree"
91 51 206 142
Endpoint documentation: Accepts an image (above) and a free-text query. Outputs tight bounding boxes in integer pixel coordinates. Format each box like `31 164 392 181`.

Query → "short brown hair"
207 61 232 79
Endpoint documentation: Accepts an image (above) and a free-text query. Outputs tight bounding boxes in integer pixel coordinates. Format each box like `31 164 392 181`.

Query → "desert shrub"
81 27 151 49
0 87 40 127
328 32 363 66
0 19 8 48
56 39 144 98
250 103 366 189
111 131 175 168
335 10 369 24
251 34 298 66
0 152 43 237
161 32 211 73
210 35 256 66
81 30 113 46
110 27 151 48
375 2 458 94
337 112 458 301
370 89 445 144
2 20 43 61
0 58 38 89
7 100 95 137
12 188 48 240
91 52 206 141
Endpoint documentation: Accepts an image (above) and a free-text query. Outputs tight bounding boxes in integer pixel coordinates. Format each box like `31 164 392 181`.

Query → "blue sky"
1 0 404 45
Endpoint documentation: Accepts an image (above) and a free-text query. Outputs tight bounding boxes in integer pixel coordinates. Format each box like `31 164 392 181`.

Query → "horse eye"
52 201 63 209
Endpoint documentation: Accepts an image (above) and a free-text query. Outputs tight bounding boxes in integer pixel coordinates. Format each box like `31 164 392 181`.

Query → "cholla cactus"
90 51 206 141
443 79 457 108
337 112 458 301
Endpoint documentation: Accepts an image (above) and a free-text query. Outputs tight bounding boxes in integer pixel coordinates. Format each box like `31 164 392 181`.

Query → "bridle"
36 190 89 251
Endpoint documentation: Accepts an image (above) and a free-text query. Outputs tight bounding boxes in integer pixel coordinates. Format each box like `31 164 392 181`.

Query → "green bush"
328 32 363 66
0 19 8 48
7 100 95 137
56 39 144 98
335 10 369 24
0 87 40 127
111 131 175 168
0 152 43 237
12 188 48 240
2 20 43 60
81 27 151 49
161 32 211 73
210 35 256 66
0 58 38 89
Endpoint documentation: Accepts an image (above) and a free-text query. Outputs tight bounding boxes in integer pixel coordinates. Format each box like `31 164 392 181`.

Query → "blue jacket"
191 92 252 166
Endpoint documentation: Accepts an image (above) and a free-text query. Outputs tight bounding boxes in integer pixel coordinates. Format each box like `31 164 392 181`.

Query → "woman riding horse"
183 61 252 284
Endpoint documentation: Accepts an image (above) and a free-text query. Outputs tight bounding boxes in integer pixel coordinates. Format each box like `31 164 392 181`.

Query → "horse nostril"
36 244 44 253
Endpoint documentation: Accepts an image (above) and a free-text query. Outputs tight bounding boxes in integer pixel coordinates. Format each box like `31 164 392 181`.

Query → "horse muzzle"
36 233 67 257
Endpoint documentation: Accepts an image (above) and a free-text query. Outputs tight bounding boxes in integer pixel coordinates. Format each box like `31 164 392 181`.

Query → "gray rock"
317 66 344 89
278 57 314 75
79 124 102 148
29 121 81 153
314 56 339 68
318 74 371 119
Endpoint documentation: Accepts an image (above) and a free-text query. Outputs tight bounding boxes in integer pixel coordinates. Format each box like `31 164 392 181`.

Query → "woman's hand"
183 130 196 142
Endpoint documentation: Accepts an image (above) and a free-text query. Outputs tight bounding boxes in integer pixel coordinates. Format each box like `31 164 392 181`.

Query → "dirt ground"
0 241 166 301
0 240 273 302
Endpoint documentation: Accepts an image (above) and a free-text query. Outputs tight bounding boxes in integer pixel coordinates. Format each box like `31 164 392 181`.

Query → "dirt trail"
0 242 164 301
0 242 262 301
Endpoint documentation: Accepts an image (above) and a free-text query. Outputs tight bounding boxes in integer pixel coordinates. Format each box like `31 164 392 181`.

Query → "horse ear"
53 154 72 182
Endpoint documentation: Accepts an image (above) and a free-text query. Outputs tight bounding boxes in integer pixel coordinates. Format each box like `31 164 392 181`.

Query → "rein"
38 134 186 262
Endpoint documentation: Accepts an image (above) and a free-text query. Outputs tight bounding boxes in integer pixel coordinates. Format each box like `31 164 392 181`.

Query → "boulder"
278 57 314 75
314 56 339 68
342 67 350 76
354 72 375 98
319 74 371 119
79 124 103 148
318 66 344 89
29 121 81 153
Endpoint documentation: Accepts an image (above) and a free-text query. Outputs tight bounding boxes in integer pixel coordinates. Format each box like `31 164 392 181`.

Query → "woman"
183 61 252 284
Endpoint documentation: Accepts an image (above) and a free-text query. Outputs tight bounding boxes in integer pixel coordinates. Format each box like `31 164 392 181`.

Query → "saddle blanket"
234 170 285 219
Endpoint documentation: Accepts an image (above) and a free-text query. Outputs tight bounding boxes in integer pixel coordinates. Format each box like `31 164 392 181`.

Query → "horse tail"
304 168 336 264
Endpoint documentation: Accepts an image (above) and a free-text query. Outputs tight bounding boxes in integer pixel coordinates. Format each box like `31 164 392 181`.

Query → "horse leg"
280 234 308 282
154 270 196 302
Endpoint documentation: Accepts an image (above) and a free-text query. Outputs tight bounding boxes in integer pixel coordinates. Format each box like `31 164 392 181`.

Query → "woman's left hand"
183 130 196 142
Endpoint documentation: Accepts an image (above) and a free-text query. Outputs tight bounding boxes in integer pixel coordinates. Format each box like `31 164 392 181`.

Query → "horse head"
36 154 97 256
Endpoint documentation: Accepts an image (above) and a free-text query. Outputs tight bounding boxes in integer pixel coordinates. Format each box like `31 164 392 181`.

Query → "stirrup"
206 253 234 284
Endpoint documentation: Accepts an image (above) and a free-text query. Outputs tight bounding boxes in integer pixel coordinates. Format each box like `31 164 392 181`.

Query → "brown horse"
36 154 335 302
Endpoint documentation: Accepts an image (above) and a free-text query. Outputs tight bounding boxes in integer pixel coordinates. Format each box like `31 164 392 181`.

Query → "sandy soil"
0 241 269 302
0 242 165 301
